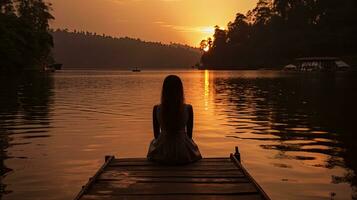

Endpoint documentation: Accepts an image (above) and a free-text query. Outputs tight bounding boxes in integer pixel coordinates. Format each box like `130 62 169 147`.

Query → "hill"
52 29 202 69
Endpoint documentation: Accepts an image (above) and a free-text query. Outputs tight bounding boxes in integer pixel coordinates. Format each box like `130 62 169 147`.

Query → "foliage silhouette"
200 0 357 69
0 0 54 70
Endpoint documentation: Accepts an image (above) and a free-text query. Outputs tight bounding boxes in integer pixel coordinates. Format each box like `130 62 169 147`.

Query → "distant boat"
44 63 63 72
132 67 141 72
283 64 298 71
335 60 350 71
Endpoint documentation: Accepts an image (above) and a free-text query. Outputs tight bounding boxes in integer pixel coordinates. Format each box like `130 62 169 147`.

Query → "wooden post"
105 155 111 162
234 146 241 162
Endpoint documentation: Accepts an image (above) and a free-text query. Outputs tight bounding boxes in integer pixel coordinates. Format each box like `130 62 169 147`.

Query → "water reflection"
204 70 210 111
0 70 356 200
213 72 357 198
0 72 54 197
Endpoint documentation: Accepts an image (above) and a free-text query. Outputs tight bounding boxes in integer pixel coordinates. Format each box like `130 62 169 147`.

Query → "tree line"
200 0 357 69
52 29 201 69
0 0 54 70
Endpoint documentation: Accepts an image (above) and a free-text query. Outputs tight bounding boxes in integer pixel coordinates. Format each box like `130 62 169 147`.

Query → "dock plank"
112 158 232 162
99 170 245 179
109 161 236 167
80 194 263 200
89 182 258 195
97 177 250 183
108 163 239 169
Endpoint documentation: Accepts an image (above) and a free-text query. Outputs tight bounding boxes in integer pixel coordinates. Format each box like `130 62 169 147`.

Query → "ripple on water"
0 70 356 200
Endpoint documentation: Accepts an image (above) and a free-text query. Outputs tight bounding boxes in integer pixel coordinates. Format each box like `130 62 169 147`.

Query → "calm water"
1 70 357 200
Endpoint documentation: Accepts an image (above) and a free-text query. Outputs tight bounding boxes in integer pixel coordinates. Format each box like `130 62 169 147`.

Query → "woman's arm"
153 105 160 139
187 105 194 139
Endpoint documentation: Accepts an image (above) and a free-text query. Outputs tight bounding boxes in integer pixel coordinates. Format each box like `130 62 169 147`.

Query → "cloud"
154 21 215 34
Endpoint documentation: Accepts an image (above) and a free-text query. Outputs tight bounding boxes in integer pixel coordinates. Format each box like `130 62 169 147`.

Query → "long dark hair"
161 75 185 131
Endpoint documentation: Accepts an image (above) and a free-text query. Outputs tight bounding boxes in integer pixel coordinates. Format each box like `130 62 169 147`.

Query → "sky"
50 0 258 47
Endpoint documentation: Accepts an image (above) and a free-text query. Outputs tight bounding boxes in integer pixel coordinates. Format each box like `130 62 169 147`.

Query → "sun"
199 26 215 51
201 27 215 35
203 46 210 52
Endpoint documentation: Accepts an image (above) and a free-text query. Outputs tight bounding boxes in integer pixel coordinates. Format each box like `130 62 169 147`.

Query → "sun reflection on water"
204 70 210 111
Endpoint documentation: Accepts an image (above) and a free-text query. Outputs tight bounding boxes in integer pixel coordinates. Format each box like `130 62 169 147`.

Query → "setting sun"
203 46 210 52
201 27 215 35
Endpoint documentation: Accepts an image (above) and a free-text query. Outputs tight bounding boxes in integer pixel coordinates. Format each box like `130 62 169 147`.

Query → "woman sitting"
147 75 202 165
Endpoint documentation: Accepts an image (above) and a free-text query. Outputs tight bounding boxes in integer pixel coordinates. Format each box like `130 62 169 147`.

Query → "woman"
147 75 202 165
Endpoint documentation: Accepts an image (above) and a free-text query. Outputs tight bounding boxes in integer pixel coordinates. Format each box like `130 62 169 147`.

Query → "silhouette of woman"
147 75 202 165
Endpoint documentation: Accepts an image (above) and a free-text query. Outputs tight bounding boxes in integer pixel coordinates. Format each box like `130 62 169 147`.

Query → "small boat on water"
283 64 298 71
44 63 63 72
132 67 141 72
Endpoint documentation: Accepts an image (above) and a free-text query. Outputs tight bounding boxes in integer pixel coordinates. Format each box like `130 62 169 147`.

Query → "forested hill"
52 30 202 69
200 0 357 69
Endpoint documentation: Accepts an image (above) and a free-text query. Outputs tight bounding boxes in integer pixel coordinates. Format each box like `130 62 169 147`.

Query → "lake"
0 70 356 200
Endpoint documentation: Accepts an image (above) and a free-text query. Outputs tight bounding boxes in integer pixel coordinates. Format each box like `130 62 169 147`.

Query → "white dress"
147 104 202 165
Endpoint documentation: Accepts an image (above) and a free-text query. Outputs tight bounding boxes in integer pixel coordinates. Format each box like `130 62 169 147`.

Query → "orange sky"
50 0 258 47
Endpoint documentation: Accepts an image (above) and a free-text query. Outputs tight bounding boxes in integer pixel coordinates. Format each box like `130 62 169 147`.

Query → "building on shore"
293 57 350 72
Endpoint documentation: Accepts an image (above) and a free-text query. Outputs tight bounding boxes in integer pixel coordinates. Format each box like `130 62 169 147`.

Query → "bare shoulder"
153 104 160 111
185 104 193 111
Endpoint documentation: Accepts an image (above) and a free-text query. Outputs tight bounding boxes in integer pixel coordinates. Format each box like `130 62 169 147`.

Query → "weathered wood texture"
75 155 270 200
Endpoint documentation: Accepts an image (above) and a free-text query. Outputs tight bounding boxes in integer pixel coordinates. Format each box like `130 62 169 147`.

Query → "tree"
252 0 273 25
200 37 212 51
211 26 227 50
227 13 250 45
0 0 54 70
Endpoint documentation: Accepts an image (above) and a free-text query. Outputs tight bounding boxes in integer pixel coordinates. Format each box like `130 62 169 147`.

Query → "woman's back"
156 104 190 135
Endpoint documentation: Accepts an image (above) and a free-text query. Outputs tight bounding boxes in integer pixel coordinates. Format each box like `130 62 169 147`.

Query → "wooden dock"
74 147 270 200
